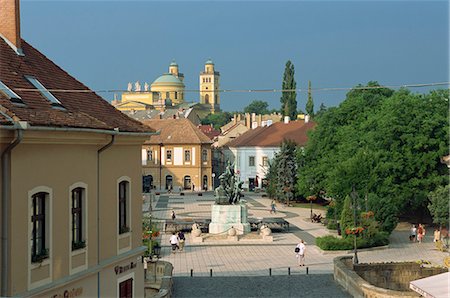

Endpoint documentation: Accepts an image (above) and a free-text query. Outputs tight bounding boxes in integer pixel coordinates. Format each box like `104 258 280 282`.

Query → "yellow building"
140 119 213 192
114 60 221 114
199 59 221 113
0 1 153 296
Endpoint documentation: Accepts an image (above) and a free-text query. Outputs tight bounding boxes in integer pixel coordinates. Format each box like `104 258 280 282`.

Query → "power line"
3 81 449 94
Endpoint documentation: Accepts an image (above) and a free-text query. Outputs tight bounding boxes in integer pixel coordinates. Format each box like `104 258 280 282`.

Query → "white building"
227 119 315 190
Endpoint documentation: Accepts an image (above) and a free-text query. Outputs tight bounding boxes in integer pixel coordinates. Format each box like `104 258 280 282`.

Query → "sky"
21 0 449 112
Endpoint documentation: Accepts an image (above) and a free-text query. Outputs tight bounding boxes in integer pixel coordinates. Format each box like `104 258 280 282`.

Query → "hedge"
316 232 389 251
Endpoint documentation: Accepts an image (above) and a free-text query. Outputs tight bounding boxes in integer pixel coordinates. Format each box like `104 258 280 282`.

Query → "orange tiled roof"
0 39 152 132
197 124 220 140
142 118 212 145
227 120 316 147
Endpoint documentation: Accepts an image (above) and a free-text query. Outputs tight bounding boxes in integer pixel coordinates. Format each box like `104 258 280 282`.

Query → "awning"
409 272 449 298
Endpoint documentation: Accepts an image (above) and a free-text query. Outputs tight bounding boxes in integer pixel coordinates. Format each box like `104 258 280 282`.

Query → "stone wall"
354 262 447 291
334 256 422 298
145 260 173 298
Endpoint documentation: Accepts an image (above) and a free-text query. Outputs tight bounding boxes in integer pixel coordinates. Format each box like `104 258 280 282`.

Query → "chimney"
237 114 242 122
305 114 310 123
284 116 290 124
233 114 237 124
258 114 262 126
0 0 22 54
245 113 251 129
251 113 256 122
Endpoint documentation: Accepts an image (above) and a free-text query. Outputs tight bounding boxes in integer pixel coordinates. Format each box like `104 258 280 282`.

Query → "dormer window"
24 76 64 108
0 80 23 104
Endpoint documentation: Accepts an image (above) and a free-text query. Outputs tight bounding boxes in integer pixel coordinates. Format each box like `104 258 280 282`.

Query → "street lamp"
350 185 359 265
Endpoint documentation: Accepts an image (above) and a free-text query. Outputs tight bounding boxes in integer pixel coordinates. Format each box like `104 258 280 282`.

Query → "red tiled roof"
0 39 152 132
197 124 220 140
142 118 212 145
227 120 316 147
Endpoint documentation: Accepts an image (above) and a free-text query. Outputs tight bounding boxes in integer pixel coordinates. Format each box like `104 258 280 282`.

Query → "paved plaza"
144 191 448 296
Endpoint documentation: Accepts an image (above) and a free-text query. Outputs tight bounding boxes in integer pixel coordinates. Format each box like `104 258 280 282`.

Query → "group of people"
169 231 186 253
410 224 426 243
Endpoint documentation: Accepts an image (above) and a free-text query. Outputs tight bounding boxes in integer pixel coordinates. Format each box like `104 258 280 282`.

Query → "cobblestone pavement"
143 191 448 295
172 275 351 297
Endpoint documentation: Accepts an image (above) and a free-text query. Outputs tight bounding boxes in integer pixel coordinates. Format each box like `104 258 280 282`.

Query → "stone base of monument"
191 235 203 243
209 204 251 236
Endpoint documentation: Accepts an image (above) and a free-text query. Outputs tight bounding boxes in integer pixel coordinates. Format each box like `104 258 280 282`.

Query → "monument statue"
214 162 243 205
127 82 132 92
209 162 250 235
144 82 149 91
135 81 141 92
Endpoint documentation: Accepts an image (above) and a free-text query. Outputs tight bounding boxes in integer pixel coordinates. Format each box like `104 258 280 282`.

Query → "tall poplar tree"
280 60 297 120
306 80 314 116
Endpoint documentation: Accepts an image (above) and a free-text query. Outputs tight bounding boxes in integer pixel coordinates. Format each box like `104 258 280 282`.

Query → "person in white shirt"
295 239 306 266
169 232 179 253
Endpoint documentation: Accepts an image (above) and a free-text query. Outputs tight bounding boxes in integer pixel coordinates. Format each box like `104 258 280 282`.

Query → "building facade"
0 1 152 296
113 60 221 114
227 119 316 190
141 119 213 192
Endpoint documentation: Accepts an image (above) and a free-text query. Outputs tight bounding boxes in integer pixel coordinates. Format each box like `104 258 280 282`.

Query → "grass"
290 202 327 211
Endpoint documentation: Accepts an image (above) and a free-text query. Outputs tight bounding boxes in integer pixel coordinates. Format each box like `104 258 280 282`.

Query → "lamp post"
350 186 359 265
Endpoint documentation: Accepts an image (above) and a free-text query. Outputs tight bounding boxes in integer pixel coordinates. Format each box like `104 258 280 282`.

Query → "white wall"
230 146 279 189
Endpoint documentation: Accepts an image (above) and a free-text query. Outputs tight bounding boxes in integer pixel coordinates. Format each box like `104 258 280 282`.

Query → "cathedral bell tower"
199 59 220 113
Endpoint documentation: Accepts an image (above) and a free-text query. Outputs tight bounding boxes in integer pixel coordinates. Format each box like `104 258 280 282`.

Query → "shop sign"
114 261 137 275
51 287 83 298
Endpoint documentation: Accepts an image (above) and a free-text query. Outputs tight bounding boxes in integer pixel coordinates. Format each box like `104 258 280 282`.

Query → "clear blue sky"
21 0 449 112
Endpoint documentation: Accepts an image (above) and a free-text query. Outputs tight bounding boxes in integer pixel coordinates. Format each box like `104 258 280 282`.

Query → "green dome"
152 73 184 85
205 59 214 65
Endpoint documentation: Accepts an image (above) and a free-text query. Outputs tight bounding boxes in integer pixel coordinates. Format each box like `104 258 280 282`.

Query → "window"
174 92 178 100
202 149 208 162
184 150 191 162
262 156 269 167
119 181 129 234
166 150 172 161
119 278 133 298
147 150 153 162
31 192 48 262
205 94 209 104
249 156 255 167
24 76 63 107
71 188 85 250
0 80 23 104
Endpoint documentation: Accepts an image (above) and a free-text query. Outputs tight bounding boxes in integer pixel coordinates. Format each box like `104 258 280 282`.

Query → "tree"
201 112 232 130
428 185 450 228
296 83 449 233
276 140 297 205
280 60 297 120
265 153 280 199
340 195 354 238
306 80 314 116
244 100 269 115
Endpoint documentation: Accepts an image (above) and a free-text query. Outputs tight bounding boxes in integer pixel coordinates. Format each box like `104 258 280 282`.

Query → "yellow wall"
2 130 145 297
150 84 184 105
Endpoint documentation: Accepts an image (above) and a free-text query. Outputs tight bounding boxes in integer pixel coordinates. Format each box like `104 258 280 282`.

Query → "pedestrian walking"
417 224 424 243
178 231 186 251
410 224 417 242
434 228 441 243
171 210 176 220
295 239 306 266
270 200 277 214
169 232 179 253
192 183 195 191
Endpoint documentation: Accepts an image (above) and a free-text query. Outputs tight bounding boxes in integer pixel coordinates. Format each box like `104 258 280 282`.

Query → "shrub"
316 232 389 251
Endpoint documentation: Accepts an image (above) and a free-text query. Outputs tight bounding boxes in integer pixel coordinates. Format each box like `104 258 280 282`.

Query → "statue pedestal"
209 203 251 235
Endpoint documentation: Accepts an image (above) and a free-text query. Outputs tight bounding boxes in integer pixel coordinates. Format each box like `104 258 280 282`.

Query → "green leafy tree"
276 140 297 205
306 80 314 116
201 112 232 130
265 153 280 199
244 100 270 115
428 185 450 228
297 83 449 233
280 60 297 120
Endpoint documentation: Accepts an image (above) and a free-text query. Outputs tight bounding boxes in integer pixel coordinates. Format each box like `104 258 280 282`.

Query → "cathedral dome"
151 73 184 86
205 59 214 65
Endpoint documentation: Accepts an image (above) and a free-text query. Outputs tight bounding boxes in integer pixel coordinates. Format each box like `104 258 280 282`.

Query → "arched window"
31 192 49 262
202 149 208 162
118 181 130 234
165 175 173 190
71 187 86 250
183 176 191 190
205 94 209 104
143 175 153 192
